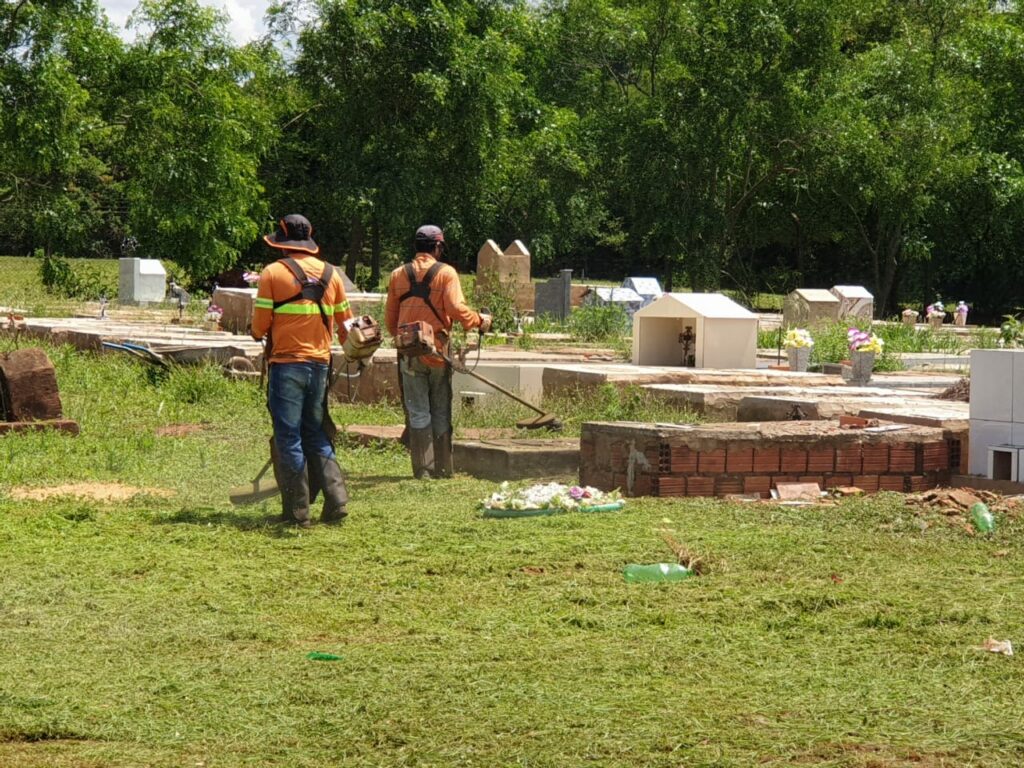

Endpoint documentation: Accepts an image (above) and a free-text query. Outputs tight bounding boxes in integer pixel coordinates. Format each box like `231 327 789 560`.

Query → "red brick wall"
580 424 959 499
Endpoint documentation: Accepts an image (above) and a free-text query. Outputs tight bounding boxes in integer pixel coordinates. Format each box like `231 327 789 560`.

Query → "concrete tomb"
622 277 663 309
476 239 534 312
831 285 874 321
534 269 573 321
118 258 167 304
969 349 1024 481
631 293 757 369
782 288 840 328
581 420 957 498
585 287 644 322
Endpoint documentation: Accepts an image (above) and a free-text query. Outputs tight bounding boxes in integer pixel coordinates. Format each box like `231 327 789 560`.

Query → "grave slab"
0 419 79 436
454 438 579 481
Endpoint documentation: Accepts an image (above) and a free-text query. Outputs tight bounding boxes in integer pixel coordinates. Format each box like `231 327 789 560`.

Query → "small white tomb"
118 258 167 304
632 292 758 369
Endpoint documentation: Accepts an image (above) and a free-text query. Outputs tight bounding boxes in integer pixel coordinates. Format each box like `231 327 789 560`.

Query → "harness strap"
268 257 335 331
398 262 446 326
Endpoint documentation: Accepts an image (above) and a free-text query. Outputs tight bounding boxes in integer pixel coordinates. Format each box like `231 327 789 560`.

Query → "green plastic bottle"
623 563 693 583
970 502 995 534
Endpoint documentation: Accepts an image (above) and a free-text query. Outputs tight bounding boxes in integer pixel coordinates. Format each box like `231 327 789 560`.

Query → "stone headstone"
213 287 258 335
830 285 874 321
783 288 840 328
0 348 63 421
118 257 167 304
475 238 533 311
534 269 573 321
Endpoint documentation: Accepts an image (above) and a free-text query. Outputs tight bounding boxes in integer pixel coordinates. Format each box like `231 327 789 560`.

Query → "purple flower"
569 486 585 500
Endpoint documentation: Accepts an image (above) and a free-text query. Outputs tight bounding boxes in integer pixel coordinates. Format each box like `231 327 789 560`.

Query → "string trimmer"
442 344 562 431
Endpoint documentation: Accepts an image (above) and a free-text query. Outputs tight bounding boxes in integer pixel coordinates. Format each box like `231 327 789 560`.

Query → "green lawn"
1 340 1023 767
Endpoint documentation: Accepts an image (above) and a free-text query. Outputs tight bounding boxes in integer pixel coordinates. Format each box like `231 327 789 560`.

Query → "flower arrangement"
205 303 224 322
926 301 945 319
481 482 623 515
956 301 969 316
242 271 260 286
783 328 814 348
848 328 883 354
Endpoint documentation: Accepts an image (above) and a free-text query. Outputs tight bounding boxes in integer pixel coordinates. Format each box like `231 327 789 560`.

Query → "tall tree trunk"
345 213 363 281
662 251 673 292
370 212 381 289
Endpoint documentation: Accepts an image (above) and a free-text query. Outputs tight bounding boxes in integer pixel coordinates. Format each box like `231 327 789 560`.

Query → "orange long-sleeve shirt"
251 254 353 364
385 254 481 366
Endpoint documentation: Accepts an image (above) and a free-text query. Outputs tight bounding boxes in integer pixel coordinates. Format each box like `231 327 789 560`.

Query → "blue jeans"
268 362 335 473
400 357 452 436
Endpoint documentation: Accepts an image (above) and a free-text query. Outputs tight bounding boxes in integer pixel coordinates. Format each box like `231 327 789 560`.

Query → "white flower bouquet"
783 328 814 348
481 482 624 518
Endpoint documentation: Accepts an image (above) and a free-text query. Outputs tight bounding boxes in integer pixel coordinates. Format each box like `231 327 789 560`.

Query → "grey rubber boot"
409 426 435 479
316 455 349 524
279 464 311 528
433 430 454 478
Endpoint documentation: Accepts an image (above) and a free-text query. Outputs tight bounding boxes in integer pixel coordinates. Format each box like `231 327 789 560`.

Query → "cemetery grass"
0 256 120 317
4 348 1024 766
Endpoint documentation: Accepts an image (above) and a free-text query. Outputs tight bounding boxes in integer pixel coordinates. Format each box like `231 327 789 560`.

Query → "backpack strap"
398 262 446 326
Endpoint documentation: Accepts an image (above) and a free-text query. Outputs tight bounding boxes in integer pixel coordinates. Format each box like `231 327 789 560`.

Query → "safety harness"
273 257 336 331
399 262 446 326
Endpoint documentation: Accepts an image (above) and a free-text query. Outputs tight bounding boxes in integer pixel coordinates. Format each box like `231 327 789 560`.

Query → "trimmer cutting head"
515 413 563 431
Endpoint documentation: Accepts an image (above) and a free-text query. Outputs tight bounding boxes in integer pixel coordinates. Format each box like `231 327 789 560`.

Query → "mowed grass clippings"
1 344 1024 766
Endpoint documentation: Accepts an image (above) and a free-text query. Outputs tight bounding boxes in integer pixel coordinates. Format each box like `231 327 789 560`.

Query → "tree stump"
0 348 64 421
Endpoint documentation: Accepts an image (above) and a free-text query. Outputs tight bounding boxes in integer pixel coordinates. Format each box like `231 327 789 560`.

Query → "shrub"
569 303 629 343
37 250 117 300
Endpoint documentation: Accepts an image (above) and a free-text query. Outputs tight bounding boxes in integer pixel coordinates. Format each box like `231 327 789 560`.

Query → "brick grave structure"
580 421 965 498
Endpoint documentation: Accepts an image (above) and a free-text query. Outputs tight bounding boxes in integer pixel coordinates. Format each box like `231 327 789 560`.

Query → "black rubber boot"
433 430 454 478
279 464 311 528
409 427 435 479
316 455 349 524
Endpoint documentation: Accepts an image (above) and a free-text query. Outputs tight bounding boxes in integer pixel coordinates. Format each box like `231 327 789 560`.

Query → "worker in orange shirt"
385 225 491 479
251 214 354 527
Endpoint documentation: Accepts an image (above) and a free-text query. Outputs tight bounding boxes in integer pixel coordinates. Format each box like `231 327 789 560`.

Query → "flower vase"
928 314 944 330
954 313 967 327
849 350 875 385
901 310 917 326
787 347 811 372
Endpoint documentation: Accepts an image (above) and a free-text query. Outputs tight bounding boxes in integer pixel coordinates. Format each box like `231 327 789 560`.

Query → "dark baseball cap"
415 225 445 243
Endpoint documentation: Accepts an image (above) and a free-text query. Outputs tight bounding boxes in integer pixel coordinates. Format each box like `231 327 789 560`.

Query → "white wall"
703 318 758 369
969 349 1024 477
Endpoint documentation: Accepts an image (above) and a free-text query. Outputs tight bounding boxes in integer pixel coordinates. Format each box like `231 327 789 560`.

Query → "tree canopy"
3 0 1024 318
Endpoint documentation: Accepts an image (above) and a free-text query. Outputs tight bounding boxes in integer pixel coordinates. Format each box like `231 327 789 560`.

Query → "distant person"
251 214 353 527
385 225 491 479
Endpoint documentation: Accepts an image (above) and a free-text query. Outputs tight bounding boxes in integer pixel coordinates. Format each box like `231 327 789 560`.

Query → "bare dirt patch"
155 423 206 437
9 483 173 503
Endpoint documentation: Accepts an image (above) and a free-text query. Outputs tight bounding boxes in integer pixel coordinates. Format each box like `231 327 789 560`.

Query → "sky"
99 0 272 44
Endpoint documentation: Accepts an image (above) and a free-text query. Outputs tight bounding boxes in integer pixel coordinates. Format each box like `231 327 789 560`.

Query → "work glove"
478 310 493 334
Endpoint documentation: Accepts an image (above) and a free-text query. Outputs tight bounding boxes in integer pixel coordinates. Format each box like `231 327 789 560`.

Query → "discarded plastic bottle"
623 563 693 583
306 652 343 661
970 502 995 534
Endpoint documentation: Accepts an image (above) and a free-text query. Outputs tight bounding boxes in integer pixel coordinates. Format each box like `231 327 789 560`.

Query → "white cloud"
98 0 271 44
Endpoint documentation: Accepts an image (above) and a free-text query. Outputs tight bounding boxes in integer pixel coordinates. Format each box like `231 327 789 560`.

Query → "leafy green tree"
118 0 276 279
0 0 123 259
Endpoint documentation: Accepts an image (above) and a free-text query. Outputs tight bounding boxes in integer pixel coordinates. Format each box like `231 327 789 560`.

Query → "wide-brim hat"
264 214 319 255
